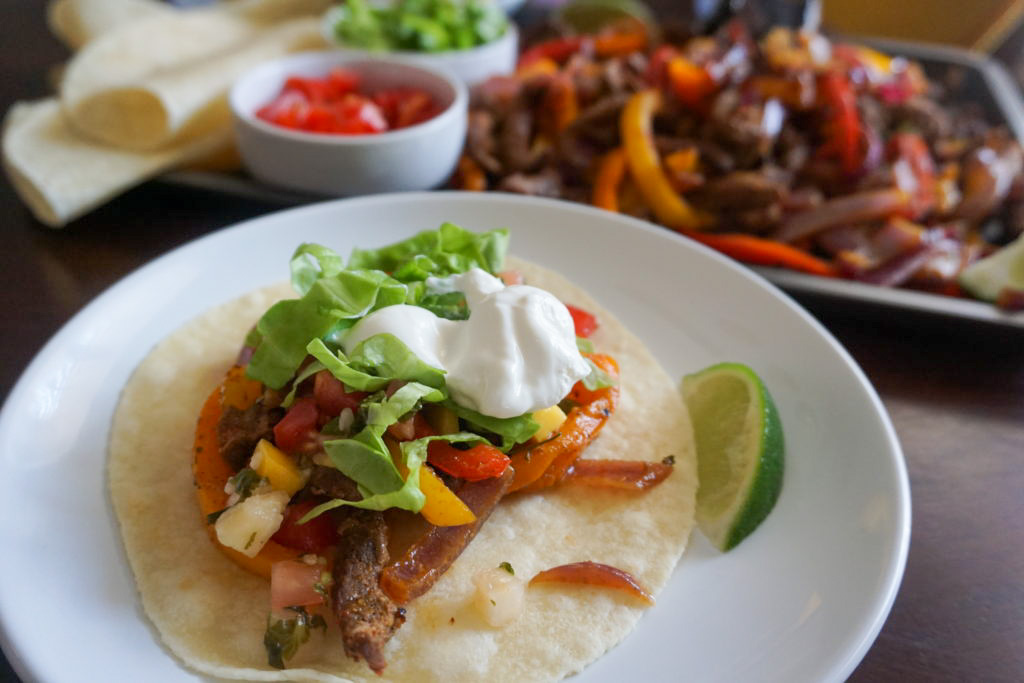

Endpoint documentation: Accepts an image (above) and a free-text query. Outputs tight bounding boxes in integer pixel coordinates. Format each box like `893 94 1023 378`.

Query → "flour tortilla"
108 257 698 682
2 98 233 227
47 0 173 50
59 0 330 150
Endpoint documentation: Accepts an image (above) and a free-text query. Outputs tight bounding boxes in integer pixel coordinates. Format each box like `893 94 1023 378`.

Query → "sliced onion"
774 188 909 243
530 561 654 605
563 459 674 491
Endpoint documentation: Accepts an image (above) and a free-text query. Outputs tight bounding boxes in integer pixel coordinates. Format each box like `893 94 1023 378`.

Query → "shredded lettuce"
347 222 508 278
442 399 538 451
307 336 446 392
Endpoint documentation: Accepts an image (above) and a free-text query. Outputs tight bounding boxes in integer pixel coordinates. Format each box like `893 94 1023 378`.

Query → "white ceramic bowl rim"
321 7 518 59
230 52 469 146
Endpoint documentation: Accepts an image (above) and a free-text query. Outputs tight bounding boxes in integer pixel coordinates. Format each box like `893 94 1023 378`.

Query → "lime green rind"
722 379 784 551
683 362 785 552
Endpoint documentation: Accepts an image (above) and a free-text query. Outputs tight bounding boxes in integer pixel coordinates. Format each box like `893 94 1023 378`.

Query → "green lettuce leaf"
347 222 508 279
418 291 469 320
442 399 538 451
290 243 344 296
247 270 409 389
307 336 446 392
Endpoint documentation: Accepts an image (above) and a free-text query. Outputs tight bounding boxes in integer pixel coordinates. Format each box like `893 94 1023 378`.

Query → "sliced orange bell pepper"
453 155 487 192
516 56 559 79
594 29 648 58
620 90 711 230
666 56 715 110
593 147 628 212
543 73 579 134
221 364 263 410
508 354 620 494
678 230 837 277
193 385 300 580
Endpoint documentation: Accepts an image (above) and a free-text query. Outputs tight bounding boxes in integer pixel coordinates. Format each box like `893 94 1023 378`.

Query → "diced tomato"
566 304 598 337
283 76 333 103
273 397 319 453
271 500 338 554
427 441 510 481
255 71 436 135
327 67 360 96
313 370 366 417
270 560 326 610
256 90 309 129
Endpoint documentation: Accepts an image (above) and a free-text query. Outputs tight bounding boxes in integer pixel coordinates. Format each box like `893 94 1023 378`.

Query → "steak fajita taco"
108 223 697 682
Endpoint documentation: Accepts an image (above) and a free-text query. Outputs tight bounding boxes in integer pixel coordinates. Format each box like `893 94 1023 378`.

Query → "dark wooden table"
2 2 1023 681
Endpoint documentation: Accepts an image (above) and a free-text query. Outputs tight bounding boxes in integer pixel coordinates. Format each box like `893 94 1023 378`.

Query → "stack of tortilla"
3 0 333 227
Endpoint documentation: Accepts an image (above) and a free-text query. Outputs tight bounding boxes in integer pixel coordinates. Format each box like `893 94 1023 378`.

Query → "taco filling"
109 223 697 682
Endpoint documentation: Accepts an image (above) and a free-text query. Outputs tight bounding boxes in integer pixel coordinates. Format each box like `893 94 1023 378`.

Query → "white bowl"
321 12 518 87
229 52 468 197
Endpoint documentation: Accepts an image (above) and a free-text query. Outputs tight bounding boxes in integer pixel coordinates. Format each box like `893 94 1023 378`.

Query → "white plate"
0 192 909 683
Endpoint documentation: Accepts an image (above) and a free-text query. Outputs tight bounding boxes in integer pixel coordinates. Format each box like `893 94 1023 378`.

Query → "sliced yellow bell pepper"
531 405 567 442
620 90 711 230
385 437 476 527
251 439 304 496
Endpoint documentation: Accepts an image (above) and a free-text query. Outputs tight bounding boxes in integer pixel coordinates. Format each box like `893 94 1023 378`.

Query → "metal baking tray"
161 38 1024 329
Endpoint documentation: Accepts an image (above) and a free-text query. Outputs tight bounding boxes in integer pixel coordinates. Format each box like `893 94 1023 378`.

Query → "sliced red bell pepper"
517 36 584 69
427 441 510 481
819 71 864 176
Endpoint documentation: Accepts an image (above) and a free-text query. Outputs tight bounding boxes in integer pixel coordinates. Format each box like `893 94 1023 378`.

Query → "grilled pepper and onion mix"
193 224 671 672
453 20 1024 306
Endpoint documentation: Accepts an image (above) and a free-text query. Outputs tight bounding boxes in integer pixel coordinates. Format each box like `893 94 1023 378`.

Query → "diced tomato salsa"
256 68 442 135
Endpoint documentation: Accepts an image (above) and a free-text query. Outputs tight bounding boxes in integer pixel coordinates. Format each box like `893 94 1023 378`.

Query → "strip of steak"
216 402 283 470
308 465 361 501
379 467 514 605
332 509 405 674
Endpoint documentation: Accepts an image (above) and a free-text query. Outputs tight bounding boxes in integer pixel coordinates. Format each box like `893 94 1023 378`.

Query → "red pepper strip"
679 230 837 277
530 561 654 605
593 147 627 212
427 441 510 482
380 467 513 605
562 459 674 491
517 36 585 68
819 71 863 176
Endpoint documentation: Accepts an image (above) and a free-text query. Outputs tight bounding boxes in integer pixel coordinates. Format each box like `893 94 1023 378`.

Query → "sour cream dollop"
342 268 591 418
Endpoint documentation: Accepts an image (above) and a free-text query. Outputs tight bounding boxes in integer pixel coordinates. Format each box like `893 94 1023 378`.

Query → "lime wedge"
682 362 784 551
958 233 1024 302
